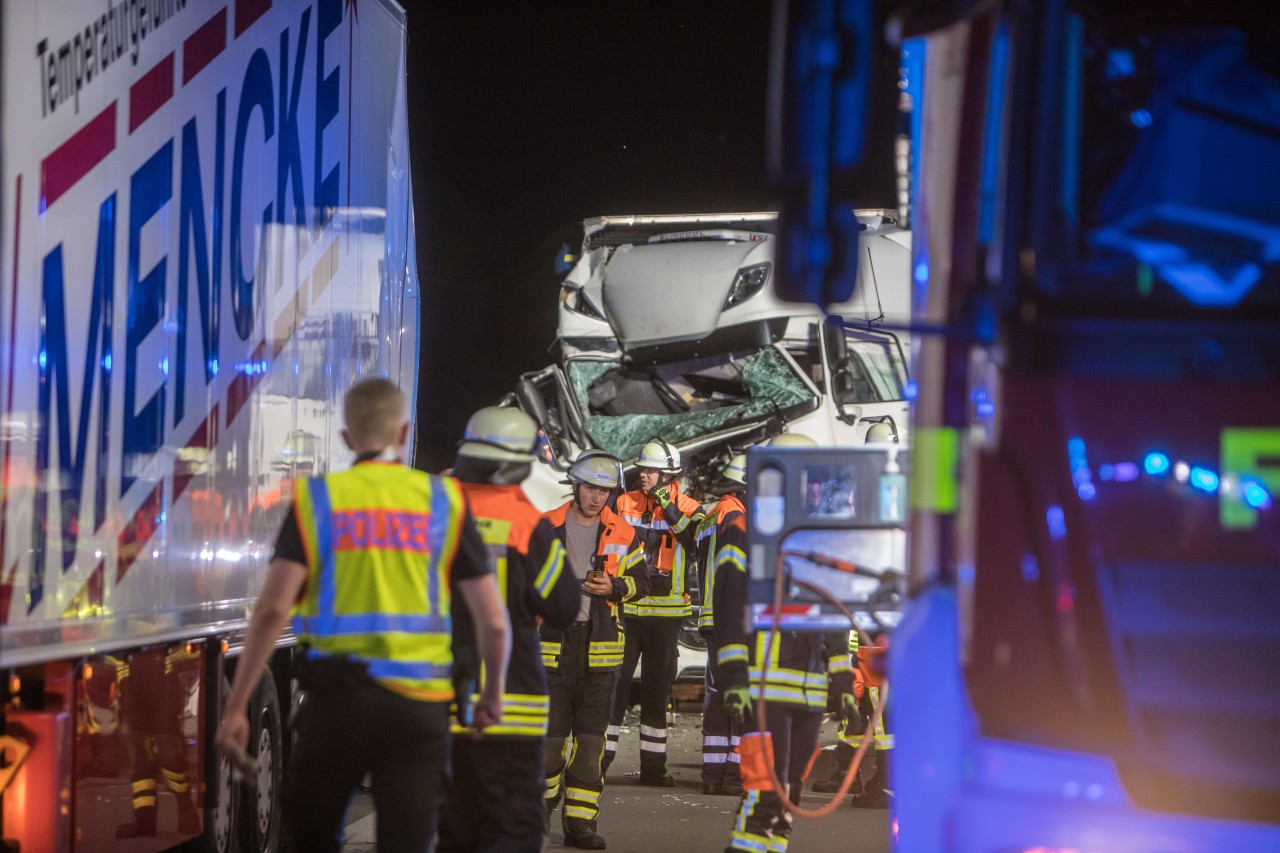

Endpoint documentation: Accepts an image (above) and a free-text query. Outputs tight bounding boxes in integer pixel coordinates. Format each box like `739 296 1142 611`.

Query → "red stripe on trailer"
234 0 272 38
128 53 175 134
0 562 15 625
173 405 220 502
183 8 228 85
41 102 117 211
118 482 165 583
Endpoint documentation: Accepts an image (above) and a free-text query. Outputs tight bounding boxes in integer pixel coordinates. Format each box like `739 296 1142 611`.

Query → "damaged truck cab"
514 211 913 510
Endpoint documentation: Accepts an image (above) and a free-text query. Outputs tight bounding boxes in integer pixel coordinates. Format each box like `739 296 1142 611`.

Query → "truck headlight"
724 263 770 309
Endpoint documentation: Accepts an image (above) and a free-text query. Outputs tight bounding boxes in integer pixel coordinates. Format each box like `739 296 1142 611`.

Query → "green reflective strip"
1222 428 1280 530
911 427 958 513
535 539 566 598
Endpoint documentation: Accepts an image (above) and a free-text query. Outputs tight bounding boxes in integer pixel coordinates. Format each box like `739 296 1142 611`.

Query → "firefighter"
694 453 748 795
712 434 858 853
216 377 511 853
113 646 202 839
438 407 581 853
542 450 650 850
606 438 705 786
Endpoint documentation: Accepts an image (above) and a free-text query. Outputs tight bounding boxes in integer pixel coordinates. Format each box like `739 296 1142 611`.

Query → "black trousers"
606 616 680 775
439 736 546 853
725 703 823 853
283 670 449 853
545 622 618 829
701 638 742 787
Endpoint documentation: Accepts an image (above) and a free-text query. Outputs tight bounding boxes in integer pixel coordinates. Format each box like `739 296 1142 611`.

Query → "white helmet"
635 439 681 473
567 450 625 490
864 421 899 444
721 454 748 486
767 433 817 448
457 406 539 462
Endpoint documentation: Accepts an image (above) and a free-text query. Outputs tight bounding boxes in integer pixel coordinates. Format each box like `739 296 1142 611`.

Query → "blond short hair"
344 377 407 448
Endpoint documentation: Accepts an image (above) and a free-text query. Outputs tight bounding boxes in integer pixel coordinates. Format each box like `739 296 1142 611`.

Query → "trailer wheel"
239 672 283 853
184 676 240 853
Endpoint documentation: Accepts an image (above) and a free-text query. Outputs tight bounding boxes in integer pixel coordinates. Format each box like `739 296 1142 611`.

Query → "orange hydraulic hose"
753 551 888 820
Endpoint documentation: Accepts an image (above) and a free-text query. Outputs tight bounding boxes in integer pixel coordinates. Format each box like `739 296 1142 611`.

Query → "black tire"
238 671 283 853
183 676 240 853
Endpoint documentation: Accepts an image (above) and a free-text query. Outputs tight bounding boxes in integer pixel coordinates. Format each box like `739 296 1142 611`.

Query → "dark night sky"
406 3 774 469
405 3 894 470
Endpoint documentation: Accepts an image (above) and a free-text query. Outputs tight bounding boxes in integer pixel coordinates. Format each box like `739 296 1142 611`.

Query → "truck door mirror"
516 376 551 431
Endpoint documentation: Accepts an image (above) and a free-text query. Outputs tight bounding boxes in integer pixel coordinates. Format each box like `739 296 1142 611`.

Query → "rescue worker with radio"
694 453 748 795
711 433 859 853
542 450 649 850
438 407 581 853
606 438 706 786
215 378 511 853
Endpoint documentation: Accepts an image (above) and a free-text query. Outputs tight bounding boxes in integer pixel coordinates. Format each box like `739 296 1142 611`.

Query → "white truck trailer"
0 1 419 850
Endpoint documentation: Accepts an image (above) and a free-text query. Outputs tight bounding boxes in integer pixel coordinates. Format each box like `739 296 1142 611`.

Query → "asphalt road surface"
343 704 892 852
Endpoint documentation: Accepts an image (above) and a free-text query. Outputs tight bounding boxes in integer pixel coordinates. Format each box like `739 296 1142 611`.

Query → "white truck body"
0 0 417 849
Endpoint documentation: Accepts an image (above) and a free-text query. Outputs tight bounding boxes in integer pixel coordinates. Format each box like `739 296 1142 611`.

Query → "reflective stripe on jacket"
293 463 462 702
616 486 704 619
540 503 648 670
695 493 745 632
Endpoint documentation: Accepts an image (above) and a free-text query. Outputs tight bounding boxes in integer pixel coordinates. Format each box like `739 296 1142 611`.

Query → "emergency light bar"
745 445 907 632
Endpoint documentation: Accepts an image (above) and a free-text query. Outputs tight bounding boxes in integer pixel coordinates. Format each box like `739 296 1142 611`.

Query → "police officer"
607 439 705 786
438 407 581 852
542 451 649 850
694 453 747 795
711 434 858 853
216 378 511 853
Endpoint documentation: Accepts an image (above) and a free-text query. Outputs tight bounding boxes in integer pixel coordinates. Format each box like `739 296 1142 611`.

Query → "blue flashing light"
38 349 47 369
913 260 929 285
1099 464 1115 481
1189 467 1220 493
1114 461 1139 482
1020 554 1040 582
1046 505 1067 540
1144 452 1171 476
1067 436 1095 500
976 400 995 418
1106 48 1137 80
209 358 220 376
161 358 170 376
102 354 112 371
1129 108 1153 128
904 380 918 401
1241 478 1273 511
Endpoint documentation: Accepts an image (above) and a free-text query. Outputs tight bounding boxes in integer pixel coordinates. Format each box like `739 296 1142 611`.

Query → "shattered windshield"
567 347 816 462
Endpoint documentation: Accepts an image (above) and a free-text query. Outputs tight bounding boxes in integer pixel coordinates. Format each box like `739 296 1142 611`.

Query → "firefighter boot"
563 817 607 850
115 804 158 839
813 742 861 795
852 751 890 809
